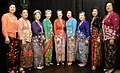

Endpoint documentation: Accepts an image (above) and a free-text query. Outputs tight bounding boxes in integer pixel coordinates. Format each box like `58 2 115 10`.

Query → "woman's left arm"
85 21 90 40
112 13 120 39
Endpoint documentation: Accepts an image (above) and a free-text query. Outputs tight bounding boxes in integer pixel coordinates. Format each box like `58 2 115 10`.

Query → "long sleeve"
112 13 120 38
1 15 8 38
85 21 90 39
72 19 77 37
18 19 24 40
28 21 32 38
31 23 38 36
76 22 79 31
97 17 102 38
18 19 23 39
42 19 48 38
54 20 57 36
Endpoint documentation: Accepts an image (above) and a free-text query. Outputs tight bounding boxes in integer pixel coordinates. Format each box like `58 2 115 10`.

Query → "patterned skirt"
104 39 117 69
44 38 53 63
32 36 44 67
67 37 75 62
20 42 33 68
91 37 102 67
54 36 65 62
76 32 89 64
6 37 21 72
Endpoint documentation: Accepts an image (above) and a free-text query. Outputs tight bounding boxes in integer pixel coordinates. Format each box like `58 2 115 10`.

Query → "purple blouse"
76 20 90 39
31 20 44 37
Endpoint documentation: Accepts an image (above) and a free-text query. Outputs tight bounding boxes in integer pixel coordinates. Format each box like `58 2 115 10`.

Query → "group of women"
1 1 119 73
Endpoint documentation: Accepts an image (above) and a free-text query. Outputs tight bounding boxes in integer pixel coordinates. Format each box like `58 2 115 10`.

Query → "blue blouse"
66 17 77 37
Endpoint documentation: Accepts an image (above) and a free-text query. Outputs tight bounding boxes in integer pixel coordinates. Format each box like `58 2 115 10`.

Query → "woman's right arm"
2 15 10 44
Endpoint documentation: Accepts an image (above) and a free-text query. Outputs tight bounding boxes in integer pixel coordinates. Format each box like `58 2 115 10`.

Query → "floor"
115 70 120 73
25 64 104 73
0 63 105 73
1 59 119 73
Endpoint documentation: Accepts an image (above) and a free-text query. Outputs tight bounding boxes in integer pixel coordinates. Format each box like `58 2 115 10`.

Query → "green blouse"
42 18 53 40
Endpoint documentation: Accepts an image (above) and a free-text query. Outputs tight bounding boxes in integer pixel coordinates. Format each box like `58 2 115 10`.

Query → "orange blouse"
54 18 66 38
1 13 18 38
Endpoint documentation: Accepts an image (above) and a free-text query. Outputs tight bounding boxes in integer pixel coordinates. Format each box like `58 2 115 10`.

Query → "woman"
76 11 90 67
90 7 102 70
102 1 119 73
32 10 45 69
1 1 21 73
42 9 53 66
54 9 66 65
66 10 77 65
18 8 33 72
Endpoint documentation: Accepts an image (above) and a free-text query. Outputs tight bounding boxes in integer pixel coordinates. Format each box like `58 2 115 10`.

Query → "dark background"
0 0 120 72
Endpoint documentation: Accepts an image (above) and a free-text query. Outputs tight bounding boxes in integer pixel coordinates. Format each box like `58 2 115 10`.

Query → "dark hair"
92 6 99 13
20 8 28 14
105 1 115 14
67 10 72 15
91 6 99 16
105 1 115 7
7 1 16 12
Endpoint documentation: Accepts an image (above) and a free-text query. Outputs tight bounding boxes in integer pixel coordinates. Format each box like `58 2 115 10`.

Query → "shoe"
28 68 31 70
109 68 114 73
62 62 64 65
20 68 25 73
105 68 114 73
45 63 50 66
37 66 44 70
104 69 107 71
91 66 96 70
57 63 59 66
9 70 15 73
16 71 19 73
67 62 72 65
78 63 86 67
50 63 53 65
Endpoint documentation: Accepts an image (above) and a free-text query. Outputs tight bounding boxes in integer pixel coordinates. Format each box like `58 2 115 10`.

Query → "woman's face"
45 12 51 19
21 10 28 19
57 11 63 18
106 3 113 12
79 13 85 21
92 9 98 17
9 4 16 13
67 11 72 19
34 12 41 20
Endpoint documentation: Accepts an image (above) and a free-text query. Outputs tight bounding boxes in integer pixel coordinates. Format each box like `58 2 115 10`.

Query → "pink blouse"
18 17 32 42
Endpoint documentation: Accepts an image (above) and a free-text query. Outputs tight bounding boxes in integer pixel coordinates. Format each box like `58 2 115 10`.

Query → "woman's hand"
90 26 92 32
85 40 89 45
109 39 114 45
42 35 45 40
5 37 10 44
46 39 48 42
97 37 101 43
22 40 26 45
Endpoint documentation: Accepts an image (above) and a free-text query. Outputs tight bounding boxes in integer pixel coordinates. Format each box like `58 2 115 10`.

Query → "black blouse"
91 16 102 31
